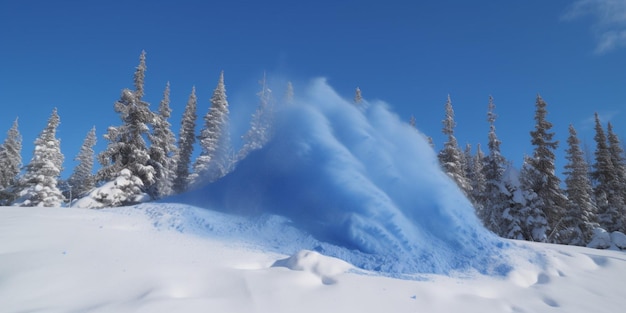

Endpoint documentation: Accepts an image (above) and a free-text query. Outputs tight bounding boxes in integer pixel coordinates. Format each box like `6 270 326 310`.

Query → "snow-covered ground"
4 80 625 312
2 204 626 313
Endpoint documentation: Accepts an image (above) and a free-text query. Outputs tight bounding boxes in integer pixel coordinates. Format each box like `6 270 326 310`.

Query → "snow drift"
172 79 510 275
4 206 626 313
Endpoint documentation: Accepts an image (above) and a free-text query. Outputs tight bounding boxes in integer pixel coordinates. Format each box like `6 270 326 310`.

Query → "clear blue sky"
1 0 625 178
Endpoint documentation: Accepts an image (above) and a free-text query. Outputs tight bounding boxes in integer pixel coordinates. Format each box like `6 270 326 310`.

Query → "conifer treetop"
442 94 456 137
159 82 172 118
134 50 147 100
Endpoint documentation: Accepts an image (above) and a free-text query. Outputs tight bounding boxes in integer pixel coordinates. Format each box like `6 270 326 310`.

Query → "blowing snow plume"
174 78 510 275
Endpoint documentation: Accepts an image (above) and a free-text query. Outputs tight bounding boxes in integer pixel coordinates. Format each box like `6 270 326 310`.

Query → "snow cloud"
563 0 626 54
173 78 511 275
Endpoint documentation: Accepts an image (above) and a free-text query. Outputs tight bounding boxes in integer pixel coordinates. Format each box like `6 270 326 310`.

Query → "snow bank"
4 206 626 313
171 78 511 275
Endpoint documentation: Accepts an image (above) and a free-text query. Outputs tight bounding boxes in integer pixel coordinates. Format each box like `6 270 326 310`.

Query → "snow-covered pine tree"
149 82 178 198
409 115 416 128
191 71 232 186
591 113 624 232
172 87 197 194
13 108 65 207
605 122 626 232
466 143 487 215
519 157 550 241
500 165 525 240
134 50 147 100
562 124 598 245
481 95 511 236
354 87 363 105
0 119 22 205
438 95 471 195
96 51 156 205
284 81 294 105
66 127 97 200
239 72 274 160
463 143 475 196
519 95 567 242
607 122 626 223
459 143 470 193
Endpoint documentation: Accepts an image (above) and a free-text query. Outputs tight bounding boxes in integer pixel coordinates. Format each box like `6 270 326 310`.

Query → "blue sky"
1 0 625 178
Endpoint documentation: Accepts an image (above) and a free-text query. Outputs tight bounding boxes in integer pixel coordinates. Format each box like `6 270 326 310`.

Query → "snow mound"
74 169 150 208
171 78 511 275
272 250 353 285
610 231 626 250
588 228 612 249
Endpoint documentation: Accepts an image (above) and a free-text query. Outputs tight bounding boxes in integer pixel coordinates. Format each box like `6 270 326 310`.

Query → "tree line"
0 51 275 208
1 51 625 248
430 93 626 247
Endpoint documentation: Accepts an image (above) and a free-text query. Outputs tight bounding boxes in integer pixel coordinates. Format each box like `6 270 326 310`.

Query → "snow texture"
171 79 511 275
3 205 626 313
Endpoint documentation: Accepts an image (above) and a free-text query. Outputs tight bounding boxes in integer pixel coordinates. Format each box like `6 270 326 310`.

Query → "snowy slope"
5 79 625 312
2 204 626 313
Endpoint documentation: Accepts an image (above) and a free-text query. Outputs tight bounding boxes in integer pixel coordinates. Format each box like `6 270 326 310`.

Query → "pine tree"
562 124 598 245
519 158 550 241
172 87 197 194
463 143 474 195
607 123 626 211
467 143 487 214
191 71 232 186
149 82 178 198
97 51 156 204
481 96 510 236
67 127 97 200
438 95 471 194
605 122 626 232
134 50 147 100
0 119 22 205
591 113 624 232
239 72 274 160
354 87 363 104
519 95 567 242
14 108 65 207
500 165 525 240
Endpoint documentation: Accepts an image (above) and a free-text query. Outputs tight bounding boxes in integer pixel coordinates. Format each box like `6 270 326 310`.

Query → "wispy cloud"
563 0 626 54
580 110 620 130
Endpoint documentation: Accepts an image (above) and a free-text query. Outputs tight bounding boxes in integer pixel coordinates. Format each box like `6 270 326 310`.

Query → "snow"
172 78 509 275
74 169 149 208
271 250 353 285
588 228 612 249
610 231 626 250
2 205 626 313
4 79 626 311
